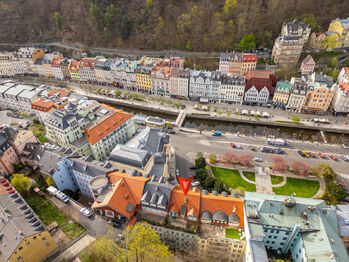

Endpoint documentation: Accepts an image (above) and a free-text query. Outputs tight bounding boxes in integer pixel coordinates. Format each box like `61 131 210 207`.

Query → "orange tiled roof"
243 54 257 62
69 61 80 70
84 104 133 145
339 82 349 92
200 192 244 227
344 67 349 72
32 98 55 109
48 89 72 98
168 186 201 219
51 58 62 67
245 70 274 79
80 58 97 68
92 171 149 218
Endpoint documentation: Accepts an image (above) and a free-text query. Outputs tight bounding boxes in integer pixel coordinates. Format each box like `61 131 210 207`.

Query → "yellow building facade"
9 231 57 262
0 53 15 76
272 81 292 108
69 61 81 81
135 68 152 92
328 18 349 48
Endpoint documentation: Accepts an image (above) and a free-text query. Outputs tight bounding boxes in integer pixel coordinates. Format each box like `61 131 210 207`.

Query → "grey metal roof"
125 203 134 213
336 205 349 237
221 75 245 85
0 177 46 261
200 210 212 220
249 240 268 262
212 211 228 222
228 213 240 223
44 110 82 130
69 156 117 178
109 144 150 169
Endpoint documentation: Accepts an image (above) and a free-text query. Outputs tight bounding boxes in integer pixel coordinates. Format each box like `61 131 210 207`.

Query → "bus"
267 138 287 146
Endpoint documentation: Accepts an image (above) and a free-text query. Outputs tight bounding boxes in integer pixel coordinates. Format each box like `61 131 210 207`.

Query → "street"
171 130 349 180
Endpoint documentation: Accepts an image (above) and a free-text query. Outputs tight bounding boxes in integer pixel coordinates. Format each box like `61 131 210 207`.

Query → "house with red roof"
243 70 277 105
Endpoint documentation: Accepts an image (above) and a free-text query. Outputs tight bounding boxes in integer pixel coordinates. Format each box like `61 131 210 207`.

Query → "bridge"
175 110 186 128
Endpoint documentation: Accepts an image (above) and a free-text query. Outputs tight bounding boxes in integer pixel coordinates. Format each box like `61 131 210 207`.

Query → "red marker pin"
178 176 193 197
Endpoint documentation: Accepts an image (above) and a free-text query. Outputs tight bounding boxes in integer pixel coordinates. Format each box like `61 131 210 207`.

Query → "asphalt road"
171 130 349 180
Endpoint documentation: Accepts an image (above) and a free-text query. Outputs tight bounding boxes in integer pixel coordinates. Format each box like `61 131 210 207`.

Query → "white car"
80 208 92 218
235 144 241 149
191 181 200 187
56 191 69 203
253 157 263 162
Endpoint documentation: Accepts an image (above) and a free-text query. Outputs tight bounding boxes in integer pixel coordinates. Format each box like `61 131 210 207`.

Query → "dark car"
268 148 275 154
189 166 196 170
298 150 305 157
248 145 256 151
168 130 176 134
308 152 315 158
112 221 121 228
275 148 284 154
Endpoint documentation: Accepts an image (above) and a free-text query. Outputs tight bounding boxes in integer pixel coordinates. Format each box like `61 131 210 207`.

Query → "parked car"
80 208 92 218
330 155 337 161
112 221 121 228
191 181 200 187
235 144 241 149
298 150 305 157
248 145 256 151
340 155 348 161
189 166 196 170
253 157 263 162
168 130 176 134
212 131 222 136
230 143 235 148
338 182 348 189
56 191 69 203
307 152 315 158
302 151 310 158
275 148 284 154
318 152 325 158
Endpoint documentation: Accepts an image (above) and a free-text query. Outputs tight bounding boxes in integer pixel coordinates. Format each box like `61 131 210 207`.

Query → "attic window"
125 194 129 199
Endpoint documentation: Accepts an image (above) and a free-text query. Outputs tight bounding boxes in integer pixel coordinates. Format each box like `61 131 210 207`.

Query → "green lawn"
25 193 85 239
226 228 243 240
211 167 256 192
274 120 303 125
242 171 256 182
270 175 284 185
272 177 320 198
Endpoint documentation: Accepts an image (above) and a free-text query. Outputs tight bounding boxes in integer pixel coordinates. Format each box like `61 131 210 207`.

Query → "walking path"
52 234 95 262
255 167 274 194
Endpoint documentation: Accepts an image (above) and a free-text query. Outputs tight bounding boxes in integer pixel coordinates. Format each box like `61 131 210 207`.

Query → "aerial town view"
1 0 349 261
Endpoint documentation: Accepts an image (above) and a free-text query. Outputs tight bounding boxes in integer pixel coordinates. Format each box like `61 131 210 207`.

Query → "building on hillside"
0 53 15 77
309 32 327 50
0 134 19 175
189 70 212 101
327 18 349 48
151 59 171 96
0 176 57 262
1 126 38 155
17 47 45 75
210 71 222 103
286 78 309 112
281 21 311 42
243 70 277 105
168 186 244 227
243 192 349 262
219 52 233 75
109 127 170 175
272 21 311 67
302 73 335 114
229 52 257 76
331 82 349 115
11 56 24 75
336 205 349 256
51 57 64 80
79 58 97 83
95 57 113 85
83 104 135 161
169 57 184 69
338 67 349 83
69 60 81 82
111 58 137 90
60 58 71 80
169 68 190 99
300 55 316 75
52 155 117 198
272 35 305 67
34 58 45 77
272 81 292 109
135 57 156 93
219 75 245 104
42 52 62 79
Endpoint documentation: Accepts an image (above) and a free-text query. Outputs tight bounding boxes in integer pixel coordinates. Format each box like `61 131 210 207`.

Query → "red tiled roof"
344 67 349 72
51 58 62 67
339 82 349 92
245 70 277 93
242 54 257 62
69 61 80 70
80 58 97 68
84 104 133 145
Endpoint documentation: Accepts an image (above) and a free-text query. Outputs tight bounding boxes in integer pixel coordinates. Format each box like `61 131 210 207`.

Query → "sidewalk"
52 234 95 262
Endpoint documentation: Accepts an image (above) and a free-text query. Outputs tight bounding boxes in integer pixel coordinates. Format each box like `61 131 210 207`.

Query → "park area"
272 177 320 198
211 167 256 192
25 192 85 239
226 228 244 240
29 124 48 143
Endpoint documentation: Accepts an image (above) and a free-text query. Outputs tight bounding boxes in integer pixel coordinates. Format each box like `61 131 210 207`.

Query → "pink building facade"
0 135 19 175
